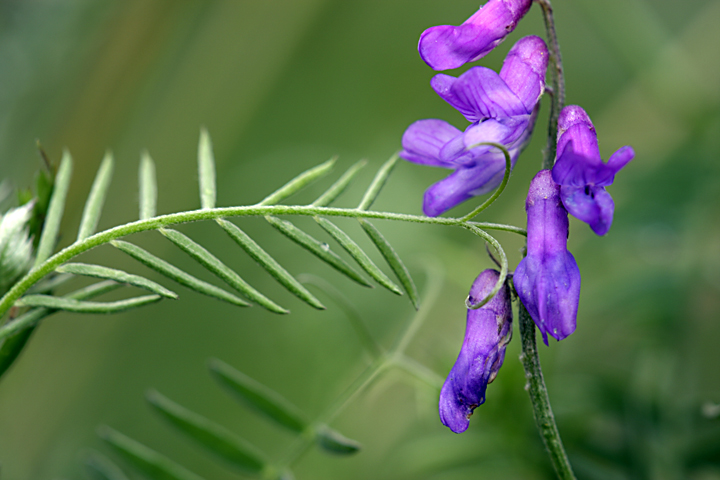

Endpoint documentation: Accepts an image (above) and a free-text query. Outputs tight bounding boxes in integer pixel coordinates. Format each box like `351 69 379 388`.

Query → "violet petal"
418 0 533 71
431 67 528 122
560 185 614 236
499 35 549 112
400 119 463 167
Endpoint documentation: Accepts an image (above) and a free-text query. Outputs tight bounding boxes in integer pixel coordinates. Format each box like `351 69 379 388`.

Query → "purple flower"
514 170 581 345
400 36 548 216
551 106 635 236
439 269 512 433
419 0 533 71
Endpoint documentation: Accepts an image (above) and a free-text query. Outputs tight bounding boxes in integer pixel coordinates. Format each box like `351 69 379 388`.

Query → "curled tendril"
463 224 508 310
459 142 512 223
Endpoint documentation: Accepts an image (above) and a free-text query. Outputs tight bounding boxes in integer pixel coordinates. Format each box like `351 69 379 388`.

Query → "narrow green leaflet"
34 149 72 267
77 151 114 241
357 154 399 211
146 390 267 474
198 128 216 210
160 228 287 314
315 217 402 295
216 219 324 310
0 281 121 343
84 450 131 480
358 219 418 309
16 294 162 313
315 425 361 455
311 160 366 207
208 358 308 434
265 216 371 287
98 426 206 480
139 151 157 220
56 263 177 299
257 158 336 206
111 240 248 307
0 281 121 376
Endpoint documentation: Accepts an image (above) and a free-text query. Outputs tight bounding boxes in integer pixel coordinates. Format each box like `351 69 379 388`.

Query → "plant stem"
518 304 576 479
275 264 445 474
0 204 524 325
535 0 565 170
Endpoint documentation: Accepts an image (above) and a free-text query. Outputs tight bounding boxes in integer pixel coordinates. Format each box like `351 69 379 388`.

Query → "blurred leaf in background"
0 0 719 479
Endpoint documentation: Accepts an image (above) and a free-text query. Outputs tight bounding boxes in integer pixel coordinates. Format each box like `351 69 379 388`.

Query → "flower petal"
552 140 611 187
593 145 635 186
463 115 529 152
431 67 527 122
423 150 510 217
499 36 548 112
560 185 614 236
418 0 532 71
514 251 580 344
400 119 463 167
439 269 512 433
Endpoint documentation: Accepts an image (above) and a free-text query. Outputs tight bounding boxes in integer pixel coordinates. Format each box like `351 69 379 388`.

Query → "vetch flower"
551 105 635 236
439 269 512 433
419 0 533 71
400 36 548 216
514 170 581 345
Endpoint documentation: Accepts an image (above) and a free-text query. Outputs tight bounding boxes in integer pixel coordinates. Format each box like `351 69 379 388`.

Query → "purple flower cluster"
402 2 633 433
400 36 548 216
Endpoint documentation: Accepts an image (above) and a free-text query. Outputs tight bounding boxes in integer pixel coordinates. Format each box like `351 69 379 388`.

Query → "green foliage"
99 426 206 480
315 217 403 295
56 262 177 299
217 219 325 309
77 152 113 241
146 390 268 474
111 240 248 307
208 358 309 434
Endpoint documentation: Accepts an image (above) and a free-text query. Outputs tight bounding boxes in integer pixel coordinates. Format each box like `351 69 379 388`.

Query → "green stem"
0 204 524 326
518 303 576 479
275 263 445 473
535 0 565 170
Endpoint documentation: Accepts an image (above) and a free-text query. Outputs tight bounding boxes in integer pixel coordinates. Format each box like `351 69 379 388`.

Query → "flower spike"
514 170 581 345
552 105 634 235
419 0 533 71
439 269 512 433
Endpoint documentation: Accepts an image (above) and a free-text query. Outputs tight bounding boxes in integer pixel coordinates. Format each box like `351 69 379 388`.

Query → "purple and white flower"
400 36 548 216
439 269 512 433
514 170 581 344
552 105 635 236
419 0 533 71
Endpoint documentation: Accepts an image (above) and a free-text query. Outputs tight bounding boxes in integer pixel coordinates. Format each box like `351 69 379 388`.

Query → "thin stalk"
0 204 524 325
274 263 445 473
535 0 565 170
518 304 576 479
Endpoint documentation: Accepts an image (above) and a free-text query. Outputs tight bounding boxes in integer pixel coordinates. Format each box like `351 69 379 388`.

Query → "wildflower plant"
0 1 647 479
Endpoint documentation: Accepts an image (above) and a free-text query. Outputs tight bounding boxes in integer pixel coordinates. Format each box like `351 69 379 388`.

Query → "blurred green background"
1 0 720 478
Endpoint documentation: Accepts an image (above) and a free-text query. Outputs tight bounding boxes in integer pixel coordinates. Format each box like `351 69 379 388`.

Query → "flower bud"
514 170 581 344
439 269 512 433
